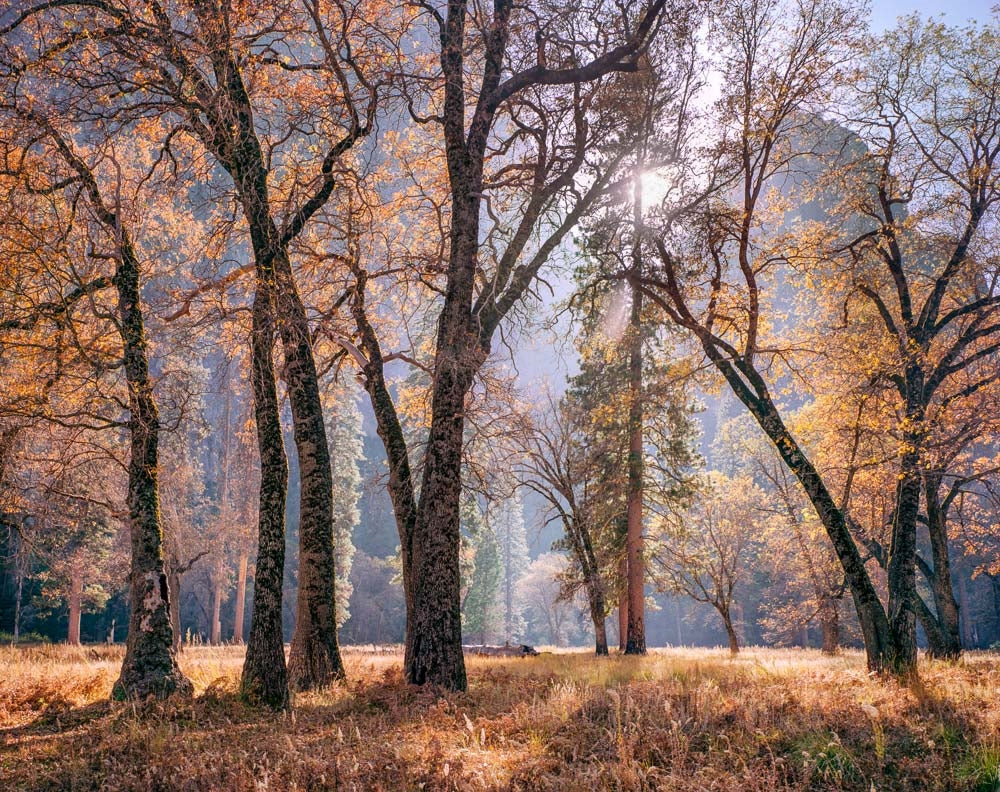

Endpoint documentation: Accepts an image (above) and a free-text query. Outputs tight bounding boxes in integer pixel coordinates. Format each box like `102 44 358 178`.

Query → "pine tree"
494 493 530 644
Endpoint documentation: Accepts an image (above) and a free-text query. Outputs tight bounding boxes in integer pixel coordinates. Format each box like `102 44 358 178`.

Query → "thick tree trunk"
233 552 248 643
203 42 343 692
624 279 645 655
67 567 83 646
257 246 343 693
403 331 475 689
240 284 290 710
887 440 920 674
113 237 190 701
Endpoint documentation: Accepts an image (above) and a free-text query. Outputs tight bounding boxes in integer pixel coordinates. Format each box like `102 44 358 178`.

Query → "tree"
655 473 763 655
513 396 613 655
492 493 529 644
632 0 921 673
346 0 677 689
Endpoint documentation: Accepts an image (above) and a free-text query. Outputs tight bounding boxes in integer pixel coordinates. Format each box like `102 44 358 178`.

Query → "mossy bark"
240 284 290 710
113 234 191 701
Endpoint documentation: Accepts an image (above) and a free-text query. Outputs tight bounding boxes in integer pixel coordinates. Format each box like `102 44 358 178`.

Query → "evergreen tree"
494 493 530 644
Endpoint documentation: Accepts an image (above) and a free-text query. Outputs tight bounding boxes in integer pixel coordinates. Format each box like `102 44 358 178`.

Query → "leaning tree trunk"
240 283 290 710
113 237 191 701
705 352 897 673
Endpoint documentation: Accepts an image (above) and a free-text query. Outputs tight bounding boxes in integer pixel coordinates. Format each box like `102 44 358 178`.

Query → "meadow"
1 644 998 791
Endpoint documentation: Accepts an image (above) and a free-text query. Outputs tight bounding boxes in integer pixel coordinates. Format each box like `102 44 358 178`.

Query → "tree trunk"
67 566 83 646
721 608 740 655
167 567 182 653
210 557 223 645
715 370 896 672
624 277 645 655
617 557 629 653
113 234 191 701
403 327 475 689
233 552 248 643
820 600 839 655
922 473 962 658
267 253 344 693
240 283 290 710
13 568 23 643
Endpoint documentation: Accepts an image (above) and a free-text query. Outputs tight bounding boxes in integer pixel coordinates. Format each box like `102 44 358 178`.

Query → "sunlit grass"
1 644 998 790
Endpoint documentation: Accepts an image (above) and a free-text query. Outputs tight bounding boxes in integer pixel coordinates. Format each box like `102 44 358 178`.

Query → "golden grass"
1 644 998 790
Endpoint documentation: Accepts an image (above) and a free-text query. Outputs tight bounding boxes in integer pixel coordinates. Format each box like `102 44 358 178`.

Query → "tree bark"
210 557 223 645
921 473 962 658
240 284 290 710
233 552 248 643
67 567 83 646
721 608 740 656
618 558 628 653
167 567 182 653
820 600 839 655
112 232 191 701
624 277 645 655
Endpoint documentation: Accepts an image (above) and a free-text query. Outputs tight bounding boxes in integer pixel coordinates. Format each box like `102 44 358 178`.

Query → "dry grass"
1 644 998 791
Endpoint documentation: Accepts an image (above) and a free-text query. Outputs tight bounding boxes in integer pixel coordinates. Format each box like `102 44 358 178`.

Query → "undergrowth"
1 645 997 790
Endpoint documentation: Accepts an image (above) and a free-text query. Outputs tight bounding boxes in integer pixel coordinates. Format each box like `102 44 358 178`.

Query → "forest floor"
0 644 998 791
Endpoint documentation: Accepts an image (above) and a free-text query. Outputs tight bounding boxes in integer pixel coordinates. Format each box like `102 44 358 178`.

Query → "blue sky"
870 0 995 30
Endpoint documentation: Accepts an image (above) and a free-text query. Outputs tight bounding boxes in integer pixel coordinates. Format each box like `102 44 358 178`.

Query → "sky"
870 0 995 30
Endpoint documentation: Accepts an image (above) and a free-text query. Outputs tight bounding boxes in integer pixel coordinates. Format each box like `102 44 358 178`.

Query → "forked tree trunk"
233 552 248 643
240 283 290 710
112 233 190 701
67 567 83 646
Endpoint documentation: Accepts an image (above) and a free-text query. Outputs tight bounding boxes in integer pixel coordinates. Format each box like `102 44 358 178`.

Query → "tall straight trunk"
618 557 628 653
240 284 290 710
624 276 645 655
403 312 476 688
113 234 190 700
233 552 248 643
887 442 920 673
256 247 343 693
67 567 83 646
210 557 224 645
14 568 23 643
